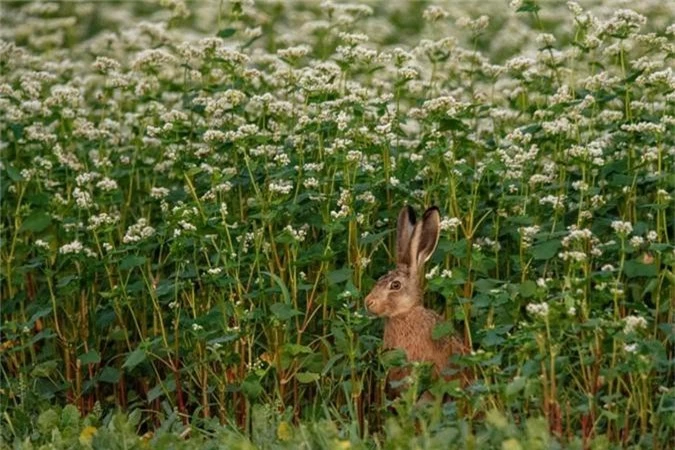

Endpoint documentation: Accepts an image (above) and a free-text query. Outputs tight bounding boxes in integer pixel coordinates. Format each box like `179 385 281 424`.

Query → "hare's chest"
383 317 435 362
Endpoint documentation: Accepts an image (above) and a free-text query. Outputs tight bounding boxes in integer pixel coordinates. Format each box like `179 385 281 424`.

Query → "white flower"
269 180 293 195
440 217 462 232
526 302 549 319
35 239 50 250
59 240 84 255
150 187 170 199
623 343 638 353
623 315 647 334
425 265 439 280
123 218 156 244
611 221 633 235
96 177 118 192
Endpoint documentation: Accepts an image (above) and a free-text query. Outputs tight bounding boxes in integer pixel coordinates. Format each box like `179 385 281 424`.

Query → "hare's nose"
365 295 375 310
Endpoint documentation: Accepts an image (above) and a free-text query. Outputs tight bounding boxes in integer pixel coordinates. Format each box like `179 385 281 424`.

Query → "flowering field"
1 0 674 448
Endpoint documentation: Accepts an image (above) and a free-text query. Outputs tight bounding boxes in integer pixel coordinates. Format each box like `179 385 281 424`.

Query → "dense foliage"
1 0 673 448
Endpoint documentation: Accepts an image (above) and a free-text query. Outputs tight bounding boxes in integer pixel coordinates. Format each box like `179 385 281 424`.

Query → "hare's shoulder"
383 307 443 347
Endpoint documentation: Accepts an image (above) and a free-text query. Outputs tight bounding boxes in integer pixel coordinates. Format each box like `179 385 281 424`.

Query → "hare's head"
365 206 441 318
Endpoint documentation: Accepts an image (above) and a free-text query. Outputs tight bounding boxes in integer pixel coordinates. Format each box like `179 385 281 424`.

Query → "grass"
1 0 674 448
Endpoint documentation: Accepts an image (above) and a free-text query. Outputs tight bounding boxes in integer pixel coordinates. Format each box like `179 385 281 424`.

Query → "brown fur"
365 206 469 395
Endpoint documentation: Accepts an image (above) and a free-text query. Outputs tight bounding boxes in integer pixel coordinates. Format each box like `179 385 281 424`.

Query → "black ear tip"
423 206 440 219
402 205 417 224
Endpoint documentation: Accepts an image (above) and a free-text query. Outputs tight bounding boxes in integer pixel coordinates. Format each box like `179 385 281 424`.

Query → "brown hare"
365 205 468 396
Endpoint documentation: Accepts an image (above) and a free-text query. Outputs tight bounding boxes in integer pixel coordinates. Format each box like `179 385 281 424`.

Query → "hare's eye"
390 280 401 290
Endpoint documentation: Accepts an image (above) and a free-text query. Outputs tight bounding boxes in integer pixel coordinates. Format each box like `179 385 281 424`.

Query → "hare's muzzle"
364 293 381 315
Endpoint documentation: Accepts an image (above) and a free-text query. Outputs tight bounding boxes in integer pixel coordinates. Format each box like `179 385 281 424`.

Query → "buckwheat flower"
356 191 376 204
150 187 169 199
92 56 121 73
519 225 540 247
132 49 175 71
438 217 461 232
284 224 307 242
456 15 489 33
59 240 84 255
647 230 658 242
526 302 549 319
25 123 57 144
629 236 644 248
303 177 319 189
423 5 449 22
44 85 82 109
425 265 440 280
601 9 646 37
539 195 566 210
207 267 222 275
35 239 50 251
623 343 638 354
277 45 311 60
269 180 293 195
191 323 203 331
73 188 93 209
623 315 647 334
611 220 633 236
389 177 400 187
559 251 587 262
168 301 179 309
123 218 156 244
621 122 665 134
203 129 227 144
87 212 120 230
338 32 369 45
656 189 672 201
398 66 419 80
96 177 118 192
571 181 589 192
441 269 452 279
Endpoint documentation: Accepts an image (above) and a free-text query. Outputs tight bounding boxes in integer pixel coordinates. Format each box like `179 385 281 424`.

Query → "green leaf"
438 117 468 132
241 375 263 399
283 343 313 356
119 255 146 270
122 348 146 371
359 228 392 245
380 348 408 368
38 409 59 434
432 321 453 340
31 360 58 378
61 404 80 428
516 1 540 13
506 376 526 397
326 268 352 285
262 271 291 304
217 27 237 38
296 372 319 383
78 350 101 365
519 280 537 298
531 240 561 260
474 278 498 293
624 259 658 278
99 367 121 383
5 164 23 182
147 378 175 402
20 211 51 233
270 302 302 321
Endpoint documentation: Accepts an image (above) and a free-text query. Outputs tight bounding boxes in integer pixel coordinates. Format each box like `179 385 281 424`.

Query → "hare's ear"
396 206 416 266
408 207 440 273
